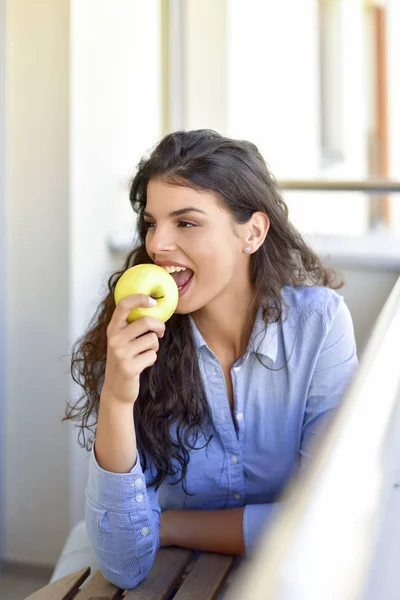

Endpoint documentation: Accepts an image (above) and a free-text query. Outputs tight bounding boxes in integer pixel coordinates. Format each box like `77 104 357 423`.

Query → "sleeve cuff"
86 445 147 509
243 503 277 555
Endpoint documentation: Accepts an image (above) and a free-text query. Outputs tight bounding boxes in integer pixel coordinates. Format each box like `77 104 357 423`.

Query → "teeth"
164 266 187 274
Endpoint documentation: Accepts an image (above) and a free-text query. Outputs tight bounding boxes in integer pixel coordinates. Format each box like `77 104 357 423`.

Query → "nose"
146 224 177 255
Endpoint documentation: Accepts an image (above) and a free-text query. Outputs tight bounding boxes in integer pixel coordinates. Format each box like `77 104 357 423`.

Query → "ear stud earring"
244 245 252 253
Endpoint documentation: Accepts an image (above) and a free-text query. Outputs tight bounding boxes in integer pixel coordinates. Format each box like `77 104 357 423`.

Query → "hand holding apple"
103 293 166 405
101 265 177 405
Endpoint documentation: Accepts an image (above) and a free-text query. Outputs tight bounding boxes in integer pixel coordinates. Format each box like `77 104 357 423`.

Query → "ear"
242 211 270 253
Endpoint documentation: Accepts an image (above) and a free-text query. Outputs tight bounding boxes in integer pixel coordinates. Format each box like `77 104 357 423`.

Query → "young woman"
66 129 358 590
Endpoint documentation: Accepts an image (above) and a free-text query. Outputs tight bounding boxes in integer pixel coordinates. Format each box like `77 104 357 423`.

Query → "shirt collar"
189 305 280 364
248 306 279 362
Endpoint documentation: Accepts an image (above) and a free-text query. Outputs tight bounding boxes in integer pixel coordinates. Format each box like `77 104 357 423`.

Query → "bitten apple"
114 264 179 323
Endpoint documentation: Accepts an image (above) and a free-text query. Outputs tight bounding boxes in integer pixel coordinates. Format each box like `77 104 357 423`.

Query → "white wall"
4 0 161 566
4 0 71 565
183 0 227 133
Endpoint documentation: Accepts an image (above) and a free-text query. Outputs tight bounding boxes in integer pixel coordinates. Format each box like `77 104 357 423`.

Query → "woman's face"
144 179 252 315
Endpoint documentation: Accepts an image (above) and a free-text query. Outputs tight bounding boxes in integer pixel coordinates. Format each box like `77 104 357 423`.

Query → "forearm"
161 508 245 556
95 389 137 473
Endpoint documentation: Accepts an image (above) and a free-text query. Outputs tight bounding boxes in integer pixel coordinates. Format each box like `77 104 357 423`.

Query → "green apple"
114 264 179 323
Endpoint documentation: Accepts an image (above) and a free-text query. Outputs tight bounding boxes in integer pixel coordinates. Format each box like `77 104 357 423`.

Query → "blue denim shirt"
85 285 358 589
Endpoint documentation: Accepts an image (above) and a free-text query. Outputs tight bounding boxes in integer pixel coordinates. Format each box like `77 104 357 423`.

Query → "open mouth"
176 273 193 296
163 266 194 297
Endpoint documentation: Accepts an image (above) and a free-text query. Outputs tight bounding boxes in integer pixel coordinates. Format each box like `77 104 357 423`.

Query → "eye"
143 220 155 229
178 221 195 228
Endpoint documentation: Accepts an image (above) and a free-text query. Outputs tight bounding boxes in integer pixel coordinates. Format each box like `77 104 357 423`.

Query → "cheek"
196 246 239 286
197 230 237 261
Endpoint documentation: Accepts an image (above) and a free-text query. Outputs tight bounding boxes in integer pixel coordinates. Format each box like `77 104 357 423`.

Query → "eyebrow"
143 207 208 218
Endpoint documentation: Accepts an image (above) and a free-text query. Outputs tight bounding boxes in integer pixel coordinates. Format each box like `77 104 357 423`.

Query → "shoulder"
281 285 346 327
279 286 357 366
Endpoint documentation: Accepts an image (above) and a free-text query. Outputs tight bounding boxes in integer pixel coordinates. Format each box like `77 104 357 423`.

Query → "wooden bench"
25 548 236 599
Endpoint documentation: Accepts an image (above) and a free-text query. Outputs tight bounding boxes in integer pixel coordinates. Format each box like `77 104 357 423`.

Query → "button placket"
226 365 246 506
205 359 234 433
201 352 245 507
231 365 246 446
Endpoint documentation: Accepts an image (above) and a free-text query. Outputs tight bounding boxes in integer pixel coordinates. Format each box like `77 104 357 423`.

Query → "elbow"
98 561 152 591
92 540 159 590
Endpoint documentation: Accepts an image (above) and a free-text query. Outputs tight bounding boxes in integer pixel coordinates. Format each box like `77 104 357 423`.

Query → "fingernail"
148 297 157 306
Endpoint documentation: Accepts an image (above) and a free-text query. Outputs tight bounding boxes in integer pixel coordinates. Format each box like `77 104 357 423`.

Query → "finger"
109 294 156 334
122 316 166 342
129 332 159 357
135 349 158 373
122 350 158 377
109 317 165 350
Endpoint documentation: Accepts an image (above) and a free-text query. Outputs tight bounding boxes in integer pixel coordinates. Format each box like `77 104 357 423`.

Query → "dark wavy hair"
64 129 342 489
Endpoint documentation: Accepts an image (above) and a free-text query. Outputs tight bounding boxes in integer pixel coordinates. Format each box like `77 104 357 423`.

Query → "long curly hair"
64 129 342 489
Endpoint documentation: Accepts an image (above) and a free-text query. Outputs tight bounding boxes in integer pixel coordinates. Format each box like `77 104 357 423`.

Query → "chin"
174 307 192 315
178 297 213 316
174 298 197 315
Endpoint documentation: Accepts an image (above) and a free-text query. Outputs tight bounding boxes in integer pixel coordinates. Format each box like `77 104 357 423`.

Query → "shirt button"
236 413 244 421
141 527 149 537
233 366 240 372
212 365 217 375
231 455 239 464
136 493 144 503
134 477 142 488
234 493 241 500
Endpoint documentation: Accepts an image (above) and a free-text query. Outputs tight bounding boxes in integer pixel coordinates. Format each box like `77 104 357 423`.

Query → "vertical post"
160 0 186 134
375 5 390 223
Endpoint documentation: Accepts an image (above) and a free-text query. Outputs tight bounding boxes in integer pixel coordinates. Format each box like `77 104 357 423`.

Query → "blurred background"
1 0 400 596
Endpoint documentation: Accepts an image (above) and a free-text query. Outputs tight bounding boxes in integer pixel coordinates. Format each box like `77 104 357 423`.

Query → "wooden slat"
25 567 91 600
74 570 122 599
124 547 193 600
173 554 234 600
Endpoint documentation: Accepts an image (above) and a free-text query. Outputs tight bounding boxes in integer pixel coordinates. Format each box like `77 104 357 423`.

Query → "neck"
192 283 257 366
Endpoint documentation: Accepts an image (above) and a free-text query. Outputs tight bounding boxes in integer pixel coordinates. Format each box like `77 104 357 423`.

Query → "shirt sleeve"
243 297 358 555
85 446 161 590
